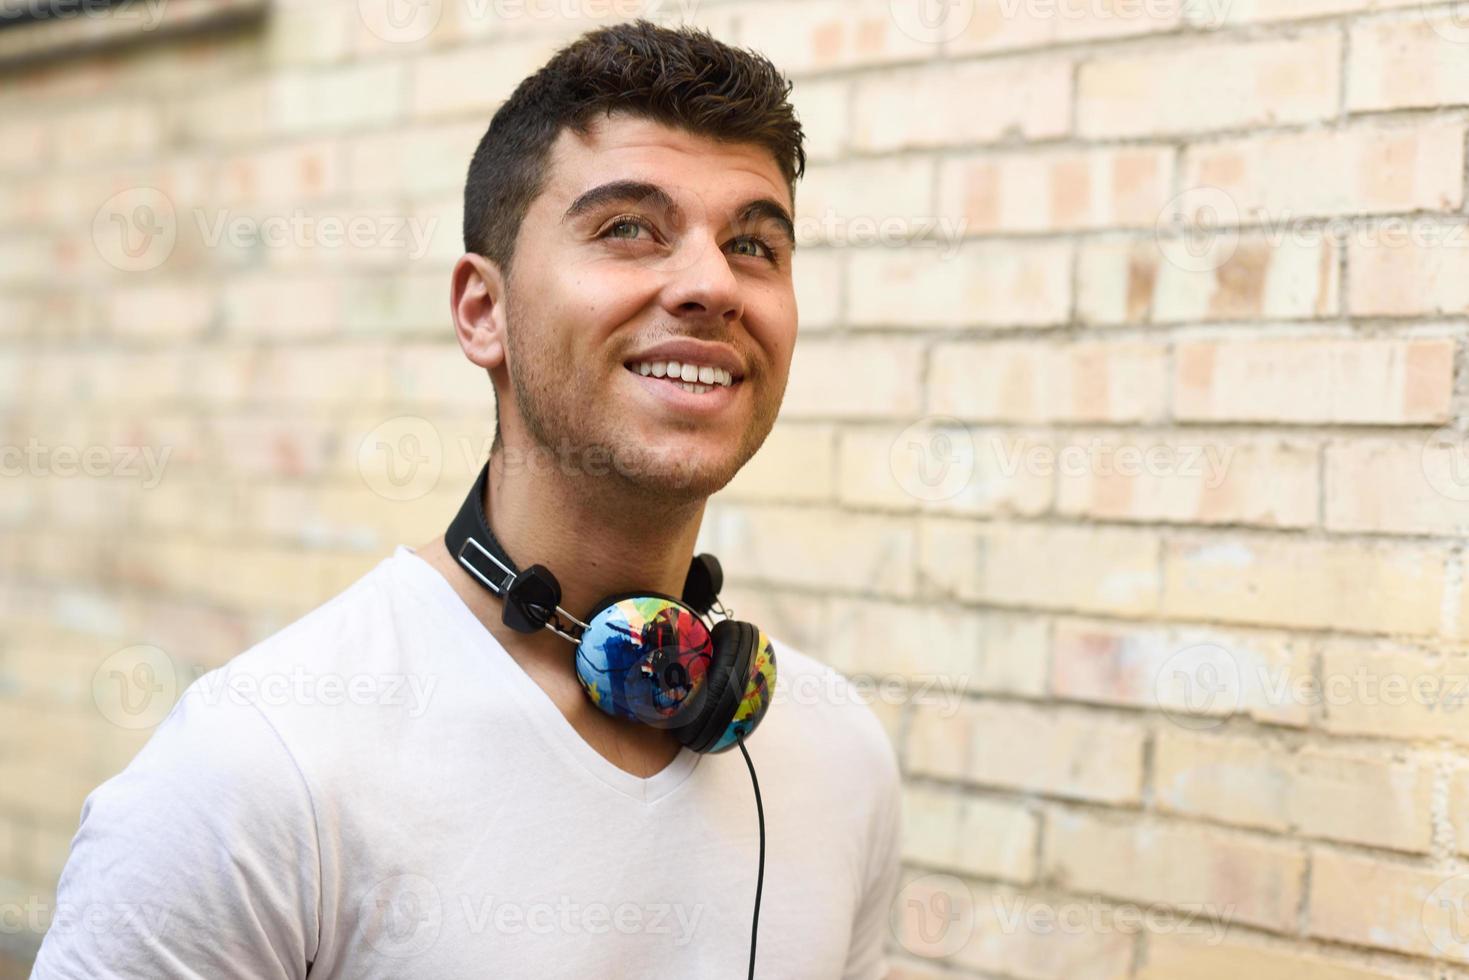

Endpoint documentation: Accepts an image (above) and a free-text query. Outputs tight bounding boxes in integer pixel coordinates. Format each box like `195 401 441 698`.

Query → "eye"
728 235 777 263
600 216 655 242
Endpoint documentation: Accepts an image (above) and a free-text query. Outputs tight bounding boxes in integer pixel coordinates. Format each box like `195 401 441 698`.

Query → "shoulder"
762 636 902 801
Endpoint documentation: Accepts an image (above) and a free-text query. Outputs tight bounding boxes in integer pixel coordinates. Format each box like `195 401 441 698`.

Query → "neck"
482 443 709 617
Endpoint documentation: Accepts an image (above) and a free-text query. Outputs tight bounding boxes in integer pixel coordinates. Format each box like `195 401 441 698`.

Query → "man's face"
497 111 797 501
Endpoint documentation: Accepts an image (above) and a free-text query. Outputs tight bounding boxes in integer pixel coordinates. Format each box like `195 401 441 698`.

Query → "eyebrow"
562 179 796 248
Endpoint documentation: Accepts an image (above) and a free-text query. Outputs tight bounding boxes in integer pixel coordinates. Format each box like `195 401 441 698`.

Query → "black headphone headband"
444 460 725 636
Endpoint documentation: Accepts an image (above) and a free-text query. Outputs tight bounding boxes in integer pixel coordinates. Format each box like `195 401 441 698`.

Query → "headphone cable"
735 733 764 980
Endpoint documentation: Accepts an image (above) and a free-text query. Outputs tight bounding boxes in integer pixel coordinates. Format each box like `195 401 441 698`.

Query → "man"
32 19 901 979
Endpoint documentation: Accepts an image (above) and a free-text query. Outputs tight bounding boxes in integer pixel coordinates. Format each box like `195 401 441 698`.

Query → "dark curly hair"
462 18 807 277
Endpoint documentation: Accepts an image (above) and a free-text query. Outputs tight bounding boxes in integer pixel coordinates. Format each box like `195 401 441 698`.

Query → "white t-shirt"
31 545 902 979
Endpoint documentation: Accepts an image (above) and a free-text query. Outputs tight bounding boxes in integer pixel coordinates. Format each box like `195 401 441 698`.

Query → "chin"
612 437 745 500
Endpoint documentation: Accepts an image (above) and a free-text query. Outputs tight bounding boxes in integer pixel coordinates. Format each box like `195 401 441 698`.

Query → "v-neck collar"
393 544 701 805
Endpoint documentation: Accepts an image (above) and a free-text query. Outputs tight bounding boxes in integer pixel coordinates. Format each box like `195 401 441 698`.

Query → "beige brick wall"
3 0 1469 976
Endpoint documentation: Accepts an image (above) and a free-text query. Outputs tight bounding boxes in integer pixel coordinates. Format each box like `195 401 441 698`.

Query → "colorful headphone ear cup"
680 618 758 753
704 627 776 754
575 596 712 728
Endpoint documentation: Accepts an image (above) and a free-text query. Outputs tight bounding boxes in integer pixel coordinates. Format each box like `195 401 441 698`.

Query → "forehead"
539 111 792 216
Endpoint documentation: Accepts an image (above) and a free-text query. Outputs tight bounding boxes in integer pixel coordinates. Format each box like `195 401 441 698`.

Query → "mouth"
623 358 744 397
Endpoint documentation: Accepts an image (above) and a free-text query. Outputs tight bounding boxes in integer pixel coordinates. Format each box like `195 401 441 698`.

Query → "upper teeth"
631 360 735 387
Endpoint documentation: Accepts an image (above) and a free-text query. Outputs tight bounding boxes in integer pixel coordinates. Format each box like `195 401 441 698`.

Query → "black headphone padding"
679 618 758 754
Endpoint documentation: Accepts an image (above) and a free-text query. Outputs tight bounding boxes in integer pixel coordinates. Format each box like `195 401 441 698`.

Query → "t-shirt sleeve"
842 711 903 980
29 672 320 980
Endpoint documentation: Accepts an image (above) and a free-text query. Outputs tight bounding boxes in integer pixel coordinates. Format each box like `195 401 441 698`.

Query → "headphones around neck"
445 459 778 754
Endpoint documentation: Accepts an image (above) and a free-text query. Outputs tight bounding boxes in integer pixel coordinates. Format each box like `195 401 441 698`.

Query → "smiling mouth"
625 358 743 396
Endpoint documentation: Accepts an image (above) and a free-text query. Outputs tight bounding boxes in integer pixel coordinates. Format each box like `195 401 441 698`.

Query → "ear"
451 253 508 371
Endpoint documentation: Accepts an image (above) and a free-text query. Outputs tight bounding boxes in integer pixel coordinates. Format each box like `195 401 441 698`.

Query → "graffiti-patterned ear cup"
703 624 776 754
574 595 714 729
675 619 753 753
678 619 776 753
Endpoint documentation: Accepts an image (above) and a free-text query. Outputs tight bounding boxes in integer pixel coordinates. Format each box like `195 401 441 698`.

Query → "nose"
660 234 743 327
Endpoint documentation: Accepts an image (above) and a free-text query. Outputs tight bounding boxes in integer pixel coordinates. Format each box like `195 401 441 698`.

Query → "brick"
951 0 1183 54
104 283 216 342
837 426 1054 515
1078 234 1339 324
1308 849 1469 962
1173 335 1455 425
788 77 848 162
824 599 1049 697
1195 0 1421 25
1140 932 1420 980
901 784 1038 882
1056 430 1318 528
1079 34 1340 138
342 271 446 336
733 0 934 75
1045 810 1306 932
850 56 1071 151
782 337 924 420
937 145 1173 233
1163 534 1450 635
52 100 165 166
796 157 934 249
792 247 840 331
1350 12 1469 112
221 275 343 337
720 423 836 504
848 241 1072 329
346 121 480 197
1050 619 1314 728
908 700 1146 804
409 37 564 118
1154 730 1435 852
1348 224 1469 316
929 340 1169 424
704 503 916 598
384 342 490 409
267 62 405 134
920 519 1160 616
216 138 345 206
1180 121 1465 220
1318 642 1469 746
1326 437 1469 536
1455 769 1469 857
